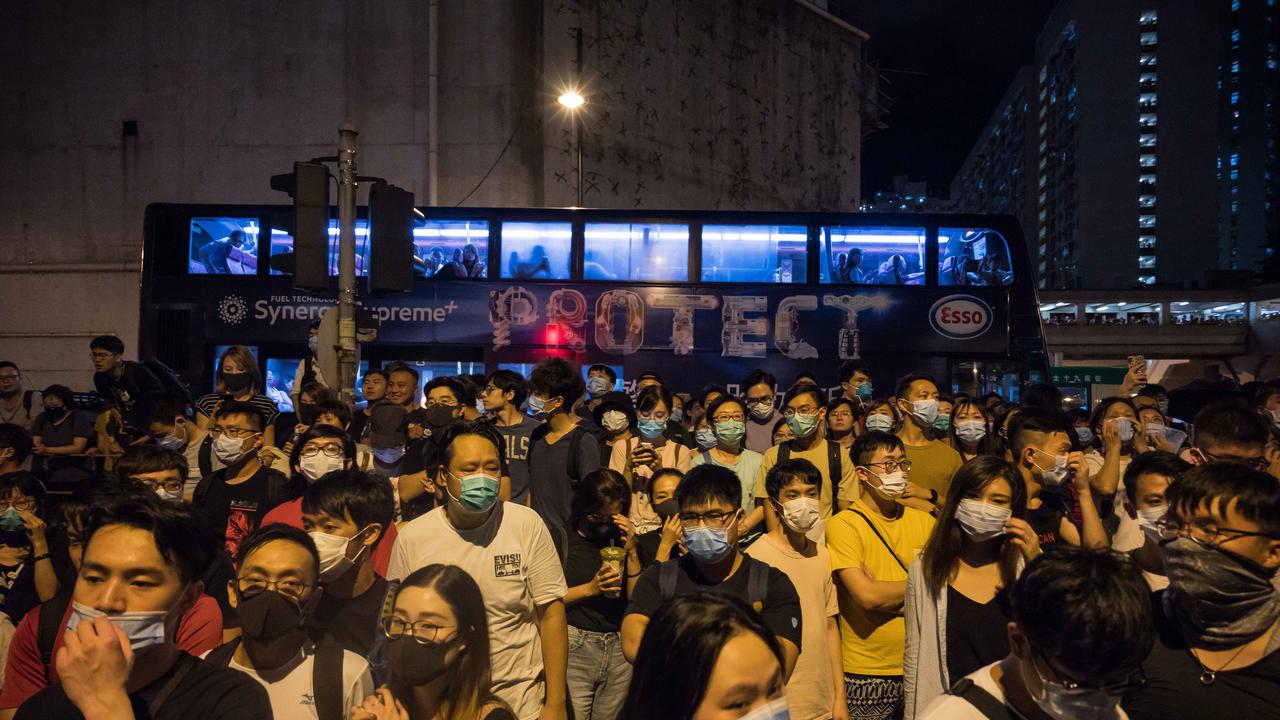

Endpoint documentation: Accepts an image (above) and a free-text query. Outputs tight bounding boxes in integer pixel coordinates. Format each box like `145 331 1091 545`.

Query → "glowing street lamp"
559 89 587 206
557 91 586 109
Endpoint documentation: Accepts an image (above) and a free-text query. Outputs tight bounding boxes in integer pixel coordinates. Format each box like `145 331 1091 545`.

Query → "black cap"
592 391 637 429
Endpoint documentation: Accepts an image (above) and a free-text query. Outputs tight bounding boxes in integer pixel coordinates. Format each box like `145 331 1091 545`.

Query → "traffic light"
270 162 330 290
368 182 416 293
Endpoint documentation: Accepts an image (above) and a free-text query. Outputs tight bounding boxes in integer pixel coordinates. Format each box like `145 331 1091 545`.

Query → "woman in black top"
0 471 63 623
556 468 643 720
195 345 279 447
29 385 93 487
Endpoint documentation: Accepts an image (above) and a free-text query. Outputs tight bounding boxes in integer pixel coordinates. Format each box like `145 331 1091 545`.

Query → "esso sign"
929 295 994 340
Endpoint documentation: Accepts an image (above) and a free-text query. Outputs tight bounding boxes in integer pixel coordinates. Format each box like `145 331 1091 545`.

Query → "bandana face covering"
1161 536 1280 650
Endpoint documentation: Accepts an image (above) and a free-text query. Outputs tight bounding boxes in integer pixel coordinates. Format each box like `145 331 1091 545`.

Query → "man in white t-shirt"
207 524 373 720
387 421 568 720
918 548 1152 720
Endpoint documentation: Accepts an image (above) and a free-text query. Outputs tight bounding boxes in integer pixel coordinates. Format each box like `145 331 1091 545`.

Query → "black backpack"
944 677 1014 719
192 466 291 510
527 424 587 489
135 358 197 415
658 556 769 613
776 439 844 512
36 591 72 683
206 638 345 720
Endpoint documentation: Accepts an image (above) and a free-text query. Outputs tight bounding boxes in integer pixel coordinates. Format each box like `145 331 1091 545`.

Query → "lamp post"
557 90 586 206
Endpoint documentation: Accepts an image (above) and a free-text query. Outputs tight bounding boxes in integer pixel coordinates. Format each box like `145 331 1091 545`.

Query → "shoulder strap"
204 637 241 666
313 641 345 720
846 508 909 572
198 434 214 479
700 450 713 465
946 677 1014 720
746 558 768 608
22 391 34 414
38 592 73 682
659 559 679 601
828 441 842 508
568 427 583 485
148 653 199 718
778 442 792 463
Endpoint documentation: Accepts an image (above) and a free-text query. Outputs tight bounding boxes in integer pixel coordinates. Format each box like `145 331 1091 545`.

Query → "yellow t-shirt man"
901 439 962 498
827 500 936 675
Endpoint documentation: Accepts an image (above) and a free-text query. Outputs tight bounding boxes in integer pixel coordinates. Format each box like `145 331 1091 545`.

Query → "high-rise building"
955 0 1278 290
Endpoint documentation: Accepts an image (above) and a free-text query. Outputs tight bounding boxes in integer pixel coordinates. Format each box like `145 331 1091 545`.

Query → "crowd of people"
0 339 1277 720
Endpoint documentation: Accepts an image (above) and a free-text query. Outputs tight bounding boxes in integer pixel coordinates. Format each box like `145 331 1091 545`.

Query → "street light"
557 91 585 109
559 89 586 206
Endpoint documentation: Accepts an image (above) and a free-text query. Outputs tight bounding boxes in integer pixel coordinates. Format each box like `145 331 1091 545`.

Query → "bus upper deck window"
500 222 572 280
584 223 689 282
819 226 925 285
190 218 261 275
939 228 1014 287
701 225 807 283
415 220 490 279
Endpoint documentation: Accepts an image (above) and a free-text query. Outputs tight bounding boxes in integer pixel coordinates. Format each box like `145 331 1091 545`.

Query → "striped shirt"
195 393 280 426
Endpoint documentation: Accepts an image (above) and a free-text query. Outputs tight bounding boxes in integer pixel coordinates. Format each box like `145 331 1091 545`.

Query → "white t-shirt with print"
917 661 1130 720
207 643 373 720
387 502 568 720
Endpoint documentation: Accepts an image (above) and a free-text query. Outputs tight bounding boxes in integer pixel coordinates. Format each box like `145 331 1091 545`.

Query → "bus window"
584 223 689 281
939 228 1014 286
819 226 925 285
416 220 490 279
190 218 260 275
263 357 369 412
701 225 807 283
500 222 572 280
268 219 370 277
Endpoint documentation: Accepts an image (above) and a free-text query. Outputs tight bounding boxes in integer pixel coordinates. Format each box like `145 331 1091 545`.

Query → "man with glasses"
828 431 936 720
1122 461 1280 719
0 363 36 432
204 524 373 720
193 402 291 558
622 464 802 677
483 369 538 505
1185 400 1275 478
920 547 1154 720
88 335 164 443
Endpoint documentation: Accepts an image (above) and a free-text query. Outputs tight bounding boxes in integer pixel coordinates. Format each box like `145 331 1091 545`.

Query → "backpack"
300 357 318 389
192 465 291 510
135 358 196 416
776 439 843 512
944 677 1014 719
527 424 586 489
658 556 769 613
36 591 73 683
206 638 345 720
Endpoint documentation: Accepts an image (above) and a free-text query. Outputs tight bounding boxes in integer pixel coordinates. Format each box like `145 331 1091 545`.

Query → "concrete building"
955 0 1277 291
0 0 870 390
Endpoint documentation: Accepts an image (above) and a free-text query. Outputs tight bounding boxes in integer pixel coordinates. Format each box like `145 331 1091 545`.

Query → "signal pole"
336 123 359 404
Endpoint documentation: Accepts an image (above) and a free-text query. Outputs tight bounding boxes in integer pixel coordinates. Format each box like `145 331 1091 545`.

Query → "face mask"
695 428 717 450
910 398 940 426
855 382 874 402
866 468 907 498
67 599 171 652
654 498 680 521
155 485 183 503
449 472 500 513
1115 417 1135 443
424 405 457 430
955 499 1011 542
474 398 486 415
1144 422 1166 439
1269 409 1280 429
582 519 623 546
212 432 252 465
300 452 345 482
955 419 987 444
684 524 735 564
739 696 790 720
1135 506 1167 543
865 414 894 433
44 407 67 421
221 371 252 393
587 376 612 398
1161 536 1280 649
1031 450 1071 486
0 508 24 532
371 445 405 465
779 497 820 534
671 408 684 423
308 336 318 354
1029 658 1123 720
1157 400 1170 416
236 588 307 641
310 529 368 581
747 399 774 421
389 636 456 687
1074 427 1094 446
156 427 186 451
637 418 667 439
714 419 746 446
932 415 951 433
786 412 819 439
601 410 629 433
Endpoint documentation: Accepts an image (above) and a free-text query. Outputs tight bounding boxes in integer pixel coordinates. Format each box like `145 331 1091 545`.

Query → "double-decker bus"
142 204 1048 409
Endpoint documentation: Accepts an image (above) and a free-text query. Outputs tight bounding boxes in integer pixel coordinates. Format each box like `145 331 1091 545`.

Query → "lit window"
819 226 926 285
1139 92 1158 108
500 222 571 280
1140 10 1158 26
1140 31 1158 46
584 223 689 281
1139 235 1157 249
1139 133 1157 147
1231 90 1240 105
1138 275 1157 285
1231 169 1239 180
1139 195 1157 208
1139 173 1157 187
1233 29 1241 43
1140 53 1158 67
938 228 1015 287
701 225 807 283
1139 72 1158 85
1233 0 1240 10
1139 256 1156 269
1140 154 1157 167
1139 215 1157 228
1231 152 1240 166
1270 57 1278 71
1232 60 1241 73
1140 113 1158 128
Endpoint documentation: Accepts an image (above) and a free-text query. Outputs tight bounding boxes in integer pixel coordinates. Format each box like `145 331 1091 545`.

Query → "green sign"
1051 366 1129 385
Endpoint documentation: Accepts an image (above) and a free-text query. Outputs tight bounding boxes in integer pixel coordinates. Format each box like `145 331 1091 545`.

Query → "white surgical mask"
910 398 940 425
67 599 172 652
212 432 251 465
955 419 987 444
309 529 368 581
1136 505 1168 542
155 486 183 503
867 468 908 498
778 497 820 534
865 414 894 433
955 499 1012 542
748 399 774 420
601 410 629 433
299 453 345 482
1031 449 1072 486
739 696 790 720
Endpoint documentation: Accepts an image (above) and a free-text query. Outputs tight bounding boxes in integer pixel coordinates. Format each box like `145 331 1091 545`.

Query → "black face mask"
389 636 456 687
236 588 307 642
43 407 67 421
654 499 680 522
297 404 318 425
424 405 458 430
0 389 18 400
582 519 622 546
222 372 253 393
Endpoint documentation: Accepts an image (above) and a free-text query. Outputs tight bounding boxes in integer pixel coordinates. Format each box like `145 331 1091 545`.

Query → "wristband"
929 489 939 504
31 553 50 563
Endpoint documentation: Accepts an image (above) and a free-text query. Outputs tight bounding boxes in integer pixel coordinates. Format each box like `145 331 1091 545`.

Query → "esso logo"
929 295 993 340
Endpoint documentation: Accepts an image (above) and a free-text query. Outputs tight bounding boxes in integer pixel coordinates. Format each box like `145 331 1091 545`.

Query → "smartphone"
218 393 235 405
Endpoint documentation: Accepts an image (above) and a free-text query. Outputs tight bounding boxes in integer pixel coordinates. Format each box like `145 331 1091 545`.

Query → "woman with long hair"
903 456 1040 717
195 344 279 446
619 593 788 720
353 563 513 720
947 398 997 462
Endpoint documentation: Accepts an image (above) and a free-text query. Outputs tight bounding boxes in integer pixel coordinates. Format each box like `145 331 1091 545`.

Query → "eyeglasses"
1035 656 1147 694
0 498 35 512
424 399 459 408
89 351 117 360
828 412 854 421
210 427 259 439
300 444 345 458
782 406 819 418
1194 449 1270 471
678 509 738 528
382 617 455 645
133 478 183 493
1155 516 1280 546
866 459 912 473
0 374 19 382
483 385 501 394
712 413 745 423
237 577 309 602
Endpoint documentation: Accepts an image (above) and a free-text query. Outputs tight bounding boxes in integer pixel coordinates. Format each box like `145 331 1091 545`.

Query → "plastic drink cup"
600 546 626 598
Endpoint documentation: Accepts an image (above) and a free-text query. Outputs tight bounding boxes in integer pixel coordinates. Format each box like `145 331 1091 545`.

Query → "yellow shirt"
752 438 859 522
902 440 962 498
827 500 936 675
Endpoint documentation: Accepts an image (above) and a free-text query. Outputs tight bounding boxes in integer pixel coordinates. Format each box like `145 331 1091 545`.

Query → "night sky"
830 0 1057 199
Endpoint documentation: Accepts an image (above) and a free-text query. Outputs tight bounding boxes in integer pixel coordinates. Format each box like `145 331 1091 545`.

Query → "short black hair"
82 494 213 584
765 458 821 500
386 363 420 384
741 369 776 394
704 394 745 421
569 468 631 526
423 376 464 404
0 424 34 464
676 464 742 511
1167 460 1280 537
1193 400 1271 450
289 425 357 472
587 364 618 384
214 400 265 431
783 384 823 410
140 392 185 428
362 368 389 383
635 385 673 415
314 399 352 429
850 430 904 466
438 420 505 468
697 384 725 406
838 360 869 384
529 358 585 411
41 385 75 408
90 335 125 355
302 470 396 546
1008 547 1154 680
486 369 528 407
235 523 320 583
895 372 938 400
1136 384 1168 398
1088 397 1138 436
637 370 664 386
116 445 188 483
1022 383 1064 412
0 361 16 373
1010 407 1073 457
0 471 46 518
1123 451 1190 507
